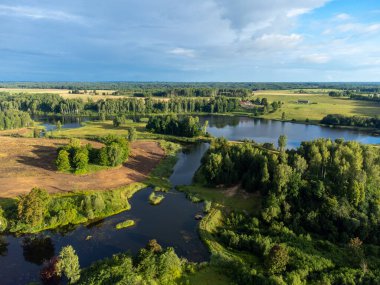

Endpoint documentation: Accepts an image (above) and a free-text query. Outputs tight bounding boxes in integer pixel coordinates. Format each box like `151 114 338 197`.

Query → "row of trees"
146 115 206 137
0 110 34 130
200 137 380 244
0 92 240 115
56 136 130 173
321 114 380 129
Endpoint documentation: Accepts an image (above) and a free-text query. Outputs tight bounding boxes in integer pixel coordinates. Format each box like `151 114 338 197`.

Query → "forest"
0 92 240 115
0 110 34 130
197 138 380 283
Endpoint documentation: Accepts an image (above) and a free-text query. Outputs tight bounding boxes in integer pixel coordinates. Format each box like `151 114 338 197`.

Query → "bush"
56 149 71 172
18 187 51 227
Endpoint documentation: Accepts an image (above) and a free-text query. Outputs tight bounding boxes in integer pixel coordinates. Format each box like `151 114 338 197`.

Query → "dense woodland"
0 110 33 130
146 115 206 137
198 138 380 283
0 92 240 115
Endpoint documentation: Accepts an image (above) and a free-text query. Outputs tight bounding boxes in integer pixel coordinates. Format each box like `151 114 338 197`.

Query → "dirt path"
0 137 164 198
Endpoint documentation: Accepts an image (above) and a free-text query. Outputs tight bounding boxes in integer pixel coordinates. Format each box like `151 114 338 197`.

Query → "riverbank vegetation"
0 183 145 234
182 137 380 284
321 114 380 129
115 219 135 229
149 191 165 205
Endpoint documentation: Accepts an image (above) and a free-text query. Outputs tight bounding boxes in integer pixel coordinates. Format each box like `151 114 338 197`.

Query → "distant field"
254 90 380 122
0 88 123 101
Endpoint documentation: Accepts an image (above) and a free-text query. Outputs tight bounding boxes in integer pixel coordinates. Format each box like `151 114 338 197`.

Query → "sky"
1 0 380 82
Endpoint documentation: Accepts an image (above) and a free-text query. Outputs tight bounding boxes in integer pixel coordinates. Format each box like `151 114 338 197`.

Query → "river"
0 143 209 285
3 114 378 284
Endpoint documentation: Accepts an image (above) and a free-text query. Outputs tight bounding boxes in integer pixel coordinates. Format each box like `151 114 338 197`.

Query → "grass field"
177 184 261 215
0 137 164 197
253 90 380 122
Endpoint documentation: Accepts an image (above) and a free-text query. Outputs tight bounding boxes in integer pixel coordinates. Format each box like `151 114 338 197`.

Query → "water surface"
0 143 209 284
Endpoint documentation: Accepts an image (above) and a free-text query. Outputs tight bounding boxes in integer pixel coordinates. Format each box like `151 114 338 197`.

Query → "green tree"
0 207 7 232
127 127 137 141
56 120 62 131
73 148 89 174
278 135 287 152
265 244 289 274
18 188 50 227
158 248 182 284
57 245 81 284
56 150 71 172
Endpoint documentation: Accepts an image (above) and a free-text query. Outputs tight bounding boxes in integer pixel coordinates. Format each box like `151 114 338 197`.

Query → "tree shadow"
16 144 58 171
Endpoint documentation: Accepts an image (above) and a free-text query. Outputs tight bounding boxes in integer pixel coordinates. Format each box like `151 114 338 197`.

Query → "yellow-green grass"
199 207 259 264
180 266 231 285
177 184 261 215
51 120 210 143
149 191 165 205
115 219 135 229
252 90 380 122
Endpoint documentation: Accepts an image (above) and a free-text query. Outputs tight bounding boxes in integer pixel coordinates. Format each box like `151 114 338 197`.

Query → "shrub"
56 149 71 172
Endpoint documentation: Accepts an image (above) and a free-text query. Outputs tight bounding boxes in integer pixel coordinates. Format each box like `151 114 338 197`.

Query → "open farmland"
254 90 380 122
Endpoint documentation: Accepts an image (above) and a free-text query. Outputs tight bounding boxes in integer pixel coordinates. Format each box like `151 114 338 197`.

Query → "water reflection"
22 236 55 265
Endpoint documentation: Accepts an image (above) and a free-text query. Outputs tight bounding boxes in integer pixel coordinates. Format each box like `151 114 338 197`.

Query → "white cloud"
168 48 196 58
253 34 303 50
301 54 331 64
0 5 83 23
337 23 380 34
287 8 312 18
335 13 351 21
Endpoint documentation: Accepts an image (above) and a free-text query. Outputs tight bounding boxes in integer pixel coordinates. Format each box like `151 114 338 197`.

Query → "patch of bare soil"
0 137 164 198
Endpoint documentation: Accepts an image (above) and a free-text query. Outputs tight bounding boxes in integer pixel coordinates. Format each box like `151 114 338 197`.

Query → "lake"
199 115 380 148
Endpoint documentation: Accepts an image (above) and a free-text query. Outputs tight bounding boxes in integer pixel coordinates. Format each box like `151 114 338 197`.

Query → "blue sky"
1 0 379 82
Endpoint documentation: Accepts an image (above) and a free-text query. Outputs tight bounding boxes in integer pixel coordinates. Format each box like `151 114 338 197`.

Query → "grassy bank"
4 182 146 234
0 140 181 234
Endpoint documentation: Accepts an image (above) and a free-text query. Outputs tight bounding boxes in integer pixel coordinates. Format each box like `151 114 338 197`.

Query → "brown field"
0 88 172 101
0 137 164 197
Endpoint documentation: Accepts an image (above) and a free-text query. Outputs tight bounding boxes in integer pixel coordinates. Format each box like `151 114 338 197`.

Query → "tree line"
321 114 380 129
0 92 240 115
0 110 34 130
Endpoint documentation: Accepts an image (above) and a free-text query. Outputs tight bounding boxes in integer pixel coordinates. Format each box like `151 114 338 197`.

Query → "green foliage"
278 135 287 151
57 245 81 284
99 135 130 167
7 183 146 234
0 207 7 232
77 241 183 285
149 191 165 205
73 147 89 174
200 138 380 244
321 114 380 129
17 188 50 227
127 126 137 141
56 149 71 171
146 115 206 137
0 110 33 130
265 244 289 274
115 219 134 229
